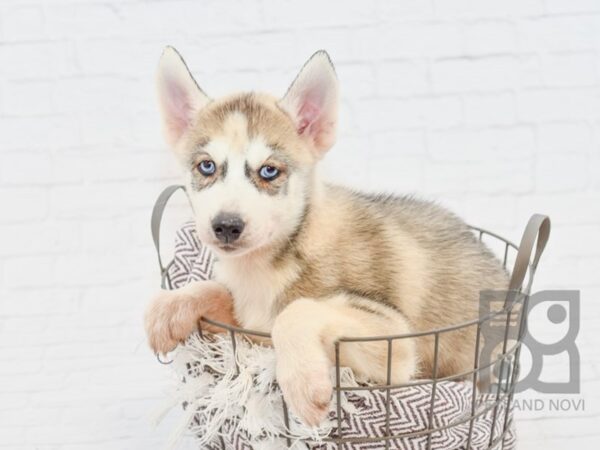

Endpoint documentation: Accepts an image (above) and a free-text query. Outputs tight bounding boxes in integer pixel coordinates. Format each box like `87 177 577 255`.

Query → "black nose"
211 212 245 244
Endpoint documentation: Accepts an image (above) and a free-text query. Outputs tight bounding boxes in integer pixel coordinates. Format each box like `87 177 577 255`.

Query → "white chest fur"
213 257 299 332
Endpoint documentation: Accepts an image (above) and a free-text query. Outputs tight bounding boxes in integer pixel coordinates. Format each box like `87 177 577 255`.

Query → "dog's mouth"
218 244 238 253
210 240 248 256
211 237 269 258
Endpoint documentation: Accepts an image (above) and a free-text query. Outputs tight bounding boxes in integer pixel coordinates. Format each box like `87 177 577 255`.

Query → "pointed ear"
279 50 339 157
156 46 211 148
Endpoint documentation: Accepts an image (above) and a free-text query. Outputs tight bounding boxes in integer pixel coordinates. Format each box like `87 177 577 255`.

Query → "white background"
0 0 598 449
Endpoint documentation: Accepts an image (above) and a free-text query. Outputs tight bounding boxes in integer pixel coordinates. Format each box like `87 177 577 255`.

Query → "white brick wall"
0 1 598 449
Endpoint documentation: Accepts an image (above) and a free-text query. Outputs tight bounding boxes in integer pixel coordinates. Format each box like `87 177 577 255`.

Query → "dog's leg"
272 295 416 426
144 280 236 354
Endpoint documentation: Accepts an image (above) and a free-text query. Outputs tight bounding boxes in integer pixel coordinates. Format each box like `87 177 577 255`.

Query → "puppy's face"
179 94 313 257
156 48 338 258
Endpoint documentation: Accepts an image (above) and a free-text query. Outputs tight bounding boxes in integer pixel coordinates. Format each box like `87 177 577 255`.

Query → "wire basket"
151 185 551 450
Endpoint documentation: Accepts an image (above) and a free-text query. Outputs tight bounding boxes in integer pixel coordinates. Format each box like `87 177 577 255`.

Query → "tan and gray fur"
145 47 509 426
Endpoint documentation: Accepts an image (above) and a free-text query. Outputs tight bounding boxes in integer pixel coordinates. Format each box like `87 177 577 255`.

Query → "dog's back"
273 183 509 378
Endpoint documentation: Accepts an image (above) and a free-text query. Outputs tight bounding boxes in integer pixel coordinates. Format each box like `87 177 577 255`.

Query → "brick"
432 56 524 93
81 217 135 253
434 0 544 18
80 281 152 313
464 21 518 55
51 77 144 114
423 161 473 194
423 159 534 195
261 0 376 28
517 88 600 122
0 187 48 222
177 33 299 74
295 27 378 66
573 257 600 289
53 249 155 287
471 160 534 194
378 0 433 19
517 193 600 226
0 287 80 316
472 0 545 16
545 0 600 13
2 80 55 116
464 92 516 126
0 116 80 151
355 98 422 132
541 52 598 87
371 130 426 157
379 22 463 59
75 38 159 78
0 151 84 186
549 224 600 258
535 153 588 192
0 5 45 41
43 4 122 39
80 151 174 183
123 112 172 153
463 194 518 228
429 126 536 162
77 110 135 147
368 155 424 193
377 60 430 96
355 96 462 132
3 255 56 288
415 96 464 128
49 181 156 220
538 122 594 154
336 64 377 98
518 16 600 52
121 0 264 36
0 221 80 256
322 135 372 190
0 152 53 185
0 42 76 79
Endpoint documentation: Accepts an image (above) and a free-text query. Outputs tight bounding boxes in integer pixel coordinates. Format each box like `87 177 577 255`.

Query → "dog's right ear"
156 46 211 148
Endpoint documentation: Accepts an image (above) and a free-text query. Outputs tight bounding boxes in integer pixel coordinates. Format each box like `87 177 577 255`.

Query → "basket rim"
164 224 525 342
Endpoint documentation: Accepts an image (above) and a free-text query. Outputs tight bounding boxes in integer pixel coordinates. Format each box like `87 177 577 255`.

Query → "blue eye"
197 160 216 176
259 165 280 180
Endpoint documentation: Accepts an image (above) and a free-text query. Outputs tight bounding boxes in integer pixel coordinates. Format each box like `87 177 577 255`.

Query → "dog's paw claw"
144 290 197 354
278 367 333 427
144 282 235 355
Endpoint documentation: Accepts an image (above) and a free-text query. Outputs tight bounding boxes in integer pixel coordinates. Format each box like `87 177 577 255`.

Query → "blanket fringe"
153 333 360 448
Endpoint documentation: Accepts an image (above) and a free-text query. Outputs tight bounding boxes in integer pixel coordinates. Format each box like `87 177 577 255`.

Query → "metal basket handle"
507 214 551 296
150 184 186 277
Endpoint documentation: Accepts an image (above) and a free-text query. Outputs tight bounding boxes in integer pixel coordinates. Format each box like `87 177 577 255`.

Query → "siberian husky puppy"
145 47 508 426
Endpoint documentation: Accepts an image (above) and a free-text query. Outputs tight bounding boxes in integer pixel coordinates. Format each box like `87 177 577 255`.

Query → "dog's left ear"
279 51 338 157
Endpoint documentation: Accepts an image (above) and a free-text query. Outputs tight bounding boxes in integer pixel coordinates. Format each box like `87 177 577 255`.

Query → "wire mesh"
159 224 535 449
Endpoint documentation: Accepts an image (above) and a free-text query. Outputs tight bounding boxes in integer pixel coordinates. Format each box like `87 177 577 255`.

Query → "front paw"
144 281 233 354
144 290 188 354
277 360 333 427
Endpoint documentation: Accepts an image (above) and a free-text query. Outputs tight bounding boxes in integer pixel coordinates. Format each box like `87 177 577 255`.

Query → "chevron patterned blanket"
164 222 517 450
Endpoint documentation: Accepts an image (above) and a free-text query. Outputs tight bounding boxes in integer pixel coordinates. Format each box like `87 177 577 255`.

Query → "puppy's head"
156 47 338 258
